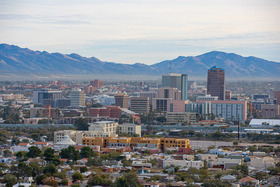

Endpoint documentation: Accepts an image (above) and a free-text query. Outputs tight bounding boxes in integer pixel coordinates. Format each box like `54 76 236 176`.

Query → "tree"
60 146 80 161
86 157 103 167
11 163 32 179
235 164 248 176
51 157 61 166
15 151 26 160
3 150 12 157
43 164 57 175
80 166 88 173
255 172 267 181
112 172 141 187
74 118 89 130
2 174 17 187
88 174 112 186
80 146 98 158
27 146 42 158
61 179 69 185
30 162 43 177
247 145 257 152
72 172 84 182
44 148 55 162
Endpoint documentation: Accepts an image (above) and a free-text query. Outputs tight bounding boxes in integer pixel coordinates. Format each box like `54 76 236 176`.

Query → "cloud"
0 0 279 64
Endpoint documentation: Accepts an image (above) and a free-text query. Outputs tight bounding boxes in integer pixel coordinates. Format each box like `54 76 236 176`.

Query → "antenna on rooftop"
169 61 172 73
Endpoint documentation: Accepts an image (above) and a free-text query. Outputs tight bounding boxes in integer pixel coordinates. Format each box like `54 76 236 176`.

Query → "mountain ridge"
0 43 279 79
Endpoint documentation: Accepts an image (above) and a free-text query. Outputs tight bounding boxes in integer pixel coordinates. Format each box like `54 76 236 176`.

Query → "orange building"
82 137 191 152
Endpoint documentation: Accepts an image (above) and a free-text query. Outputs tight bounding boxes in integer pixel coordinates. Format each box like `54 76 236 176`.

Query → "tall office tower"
207 66 225 100
225 90 231 100
130 97 150 114
90 79 104 89
181 74 188 100
70 89 85 108
158 87 181 100
114 93 129 108
274 91 280 105
33 89 62 105
162 73 188 100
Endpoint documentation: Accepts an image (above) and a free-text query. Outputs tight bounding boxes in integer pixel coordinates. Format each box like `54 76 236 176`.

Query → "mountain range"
0 43 279 80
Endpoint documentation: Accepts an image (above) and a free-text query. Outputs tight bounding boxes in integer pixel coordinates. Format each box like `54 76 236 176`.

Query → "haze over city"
1 0 280 64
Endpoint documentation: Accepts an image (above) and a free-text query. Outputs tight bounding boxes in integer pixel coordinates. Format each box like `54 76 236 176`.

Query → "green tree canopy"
27 146 42 158
80 146 98 158
44 148 55 162
72 172 84 182
2 174 17 187
43 164 57 175
74 118 89 130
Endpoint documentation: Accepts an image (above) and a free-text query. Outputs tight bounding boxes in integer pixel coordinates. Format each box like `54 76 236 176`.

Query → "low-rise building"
166 112 196 124
162 159 204 169
117 123 141 136
250 156 275 169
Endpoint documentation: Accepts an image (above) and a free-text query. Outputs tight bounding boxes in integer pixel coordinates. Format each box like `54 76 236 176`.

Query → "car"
262 180 267 185
274 181 279 185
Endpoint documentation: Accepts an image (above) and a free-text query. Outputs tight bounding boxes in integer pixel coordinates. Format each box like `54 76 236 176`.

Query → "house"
10 143 31 153
144 182 166 187
239 176 259 186
33 142 49 148
0 157 16 163
220 175 236 183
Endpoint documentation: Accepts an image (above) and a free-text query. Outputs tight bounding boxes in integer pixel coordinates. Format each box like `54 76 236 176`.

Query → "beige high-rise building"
130 97 150 114
114 93 129 108
70 89 85 108
158 87 181 100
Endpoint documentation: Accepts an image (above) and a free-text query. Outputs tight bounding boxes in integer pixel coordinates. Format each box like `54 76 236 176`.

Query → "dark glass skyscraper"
207 66 225 100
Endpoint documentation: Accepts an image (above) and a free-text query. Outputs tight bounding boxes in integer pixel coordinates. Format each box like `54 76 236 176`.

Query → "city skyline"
0 0 279 65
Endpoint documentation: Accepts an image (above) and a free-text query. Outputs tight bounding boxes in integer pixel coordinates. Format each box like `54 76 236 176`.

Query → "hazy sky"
0 0 279 64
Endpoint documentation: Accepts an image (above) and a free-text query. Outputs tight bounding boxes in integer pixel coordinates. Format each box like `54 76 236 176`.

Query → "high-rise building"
130 97 150 114
90 79 104 89
181 74 188 100
140 91 157 104
114 93 129 108
162 73 188 100
70 89 85 108
207 67 225 100
33 89 62 105
158 87 181 100
225 90 231 100
274 91 280 105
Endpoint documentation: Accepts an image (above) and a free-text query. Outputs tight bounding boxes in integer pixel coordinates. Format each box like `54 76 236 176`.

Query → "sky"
0 0 280 64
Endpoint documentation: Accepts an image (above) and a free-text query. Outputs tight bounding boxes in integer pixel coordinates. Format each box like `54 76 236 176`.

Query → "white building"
89 121 118 135
250 156 275 169
249 119 280 127
162 159 204 169
54 135 77 151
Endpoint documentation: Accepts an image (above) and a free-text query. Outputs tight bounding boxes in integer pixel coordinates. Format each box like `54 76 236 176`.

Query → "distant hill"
0 43 279 79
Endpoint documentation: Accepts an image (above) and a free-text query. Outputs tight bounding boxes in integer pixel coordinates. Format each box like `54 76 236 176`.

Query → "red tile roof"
34 142 48 145
18 143 29 146
239 176 257 182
